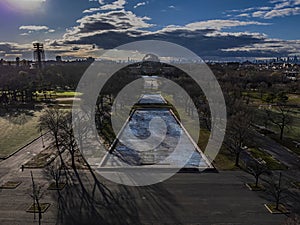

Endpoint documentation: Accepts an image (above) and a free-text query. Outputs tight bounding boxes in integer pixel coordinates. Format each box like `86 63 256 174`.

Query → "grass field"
0 91 79 159
248 148 287 170
0 110 41 158
254 107 300 140
288 94 300 104
35 90 81 99
244 91 300 106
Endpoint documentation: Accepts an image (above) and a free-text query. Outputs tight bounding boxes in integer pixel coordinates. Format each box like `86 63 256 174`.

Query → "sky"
0 0 299 61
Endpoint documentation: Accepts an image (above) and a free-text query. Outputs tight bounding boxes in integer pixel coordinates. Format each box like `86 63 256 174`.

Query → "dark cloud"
2 6 299 60
58 9 300 59
62 25 277 58
0 43 14 53
78 21 116 33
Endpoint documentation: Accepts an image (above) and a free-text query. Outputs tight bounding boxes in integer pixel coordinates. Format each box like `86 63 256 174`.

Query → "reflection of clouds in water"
122 110 168 152
113 109 183 165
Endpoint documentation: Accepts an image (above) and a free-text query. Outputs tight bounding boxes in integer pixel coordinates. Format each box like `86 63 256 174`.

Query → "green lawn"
254 108 300 140
244 91 300 106
0 110 41 158
248 148 287 170
287 94 300 105
213 147 238 170
35 90 82 100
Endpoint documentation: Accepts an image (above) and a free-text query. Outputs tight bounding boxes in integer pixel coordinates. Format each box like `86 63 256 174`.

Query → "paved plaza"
0 160 290 225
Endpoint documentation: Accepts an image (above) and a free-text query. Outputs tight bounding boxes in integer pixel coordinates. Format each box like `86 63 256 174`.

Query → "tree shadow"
47 164 183 225
0 106 43 125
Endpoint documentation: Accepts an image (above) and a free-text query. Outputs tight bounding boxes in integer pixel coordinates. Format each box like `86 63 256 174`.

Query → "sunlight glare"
5 0 46 12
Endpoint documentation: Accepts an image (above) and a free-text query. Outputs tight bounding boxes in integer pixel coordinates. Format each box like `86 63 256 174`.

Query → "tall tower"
33 43 45 69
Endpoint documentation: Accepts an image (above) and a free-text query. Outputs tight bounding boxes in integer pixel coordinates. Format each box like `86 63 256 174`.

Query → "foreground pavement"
0 167 290 225
0 132 297 225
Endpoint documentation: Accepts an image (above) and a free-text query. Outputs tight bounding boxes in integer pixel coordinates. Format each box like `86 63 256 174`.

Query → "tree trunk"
276 198 279 210
54 135 65 168
280 127 284 140
36 199 42 225
235 152 240 167
55 178 59 189
71 153 76 170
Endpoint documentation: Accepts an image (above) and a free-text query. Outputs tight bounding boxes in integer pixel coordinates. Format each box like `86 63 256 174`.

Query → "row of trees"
0 63 90 108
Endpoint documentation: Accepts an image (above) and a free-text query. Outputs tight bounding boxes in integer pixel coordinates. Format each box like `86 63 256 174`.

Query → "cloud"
100 0 126 10
168 5 175 9
58 13 284 59
19 25 49 31
274 1 291 9
18 25 55 36
221 39 300 57
134 2 146 9
83 8 102 13
229 0 300 19
88 0 104 3
0 42 34 59
252 11 264 18
236 13 250 18
63 9 153 42
227 7 270 13
4 53 22 58
263 7 300 18
252 7 300 19
183 20 269 31
151 20 269 35
5 7 298 60
84 0 127 13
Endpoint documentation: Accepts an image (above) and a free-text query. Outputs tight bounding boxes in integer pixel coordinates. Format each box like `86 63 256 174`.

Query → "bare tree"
30 171 43 225
225 107 253 167
247 160 268 187
58 113 77 170
266 104 292 140
39 107 66 165
44 161 64 191
258 81 268 99
197 100 211 131
267 172 288 210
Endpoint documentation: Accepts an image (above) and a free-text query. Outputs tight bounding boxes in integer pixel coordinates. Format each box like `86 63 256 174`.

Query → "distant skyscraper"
33 43 45 69
86 57 95 63
294 55 298 62
56 55 62 62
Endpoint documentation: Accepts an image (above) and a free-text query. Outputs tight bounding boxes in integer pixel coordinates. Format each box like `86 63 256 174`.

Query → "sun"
5 0 46 12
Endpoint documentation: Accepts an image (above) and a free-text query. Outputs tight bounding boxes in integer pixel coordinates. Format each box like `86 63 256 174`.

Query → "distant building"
16 57 20 67
56 55 62 62
294 55 298 62
86 57 95 63
284 71 299 81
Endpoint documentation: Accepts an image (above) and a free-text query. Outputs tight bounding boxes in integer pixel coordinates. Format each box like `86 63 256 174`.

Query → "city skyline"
0 0 300 61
